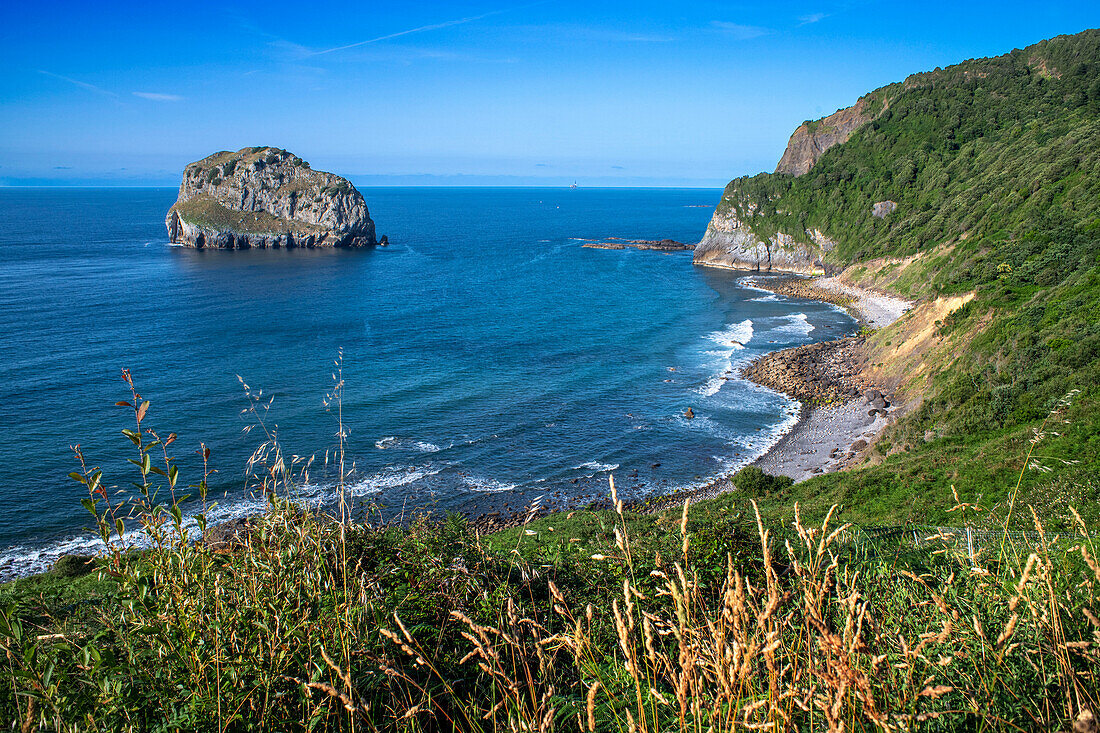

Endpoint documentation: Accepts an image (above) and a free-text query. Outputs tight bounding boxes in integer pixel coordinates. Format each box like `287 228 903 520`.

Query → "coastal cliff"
166 147 379 249
774 98 874 176
694 90 889 273
693 188 837 274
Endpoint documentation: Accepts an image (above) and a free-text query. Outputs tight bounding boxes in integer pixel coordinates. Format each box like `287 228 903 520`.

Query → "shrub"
733 465 794 497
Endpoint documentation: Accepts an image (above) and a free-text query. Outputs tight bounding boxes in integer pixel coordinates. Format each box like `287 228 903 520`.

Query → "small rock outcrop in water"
166 147 379 249
580 238 693 251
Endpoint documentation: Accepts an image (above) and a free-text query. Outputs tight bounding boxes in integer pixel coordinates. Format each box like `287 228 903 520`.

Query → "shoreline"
2 269 912 576
657 270 912 504
732 273 910 484
744 273 912 329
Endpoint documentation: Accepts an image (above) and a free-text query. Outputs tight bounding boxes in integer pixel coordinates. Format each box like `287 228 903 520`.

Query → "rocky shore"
729 275 908 483
747 274 911 328
742 336 869 406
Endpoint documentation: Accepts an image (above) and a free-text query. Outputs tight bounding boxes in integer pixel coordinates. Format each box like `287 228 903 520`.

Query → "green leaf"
69 471 86 484
121 428 141 446
115 517 125 539
169 464 179 488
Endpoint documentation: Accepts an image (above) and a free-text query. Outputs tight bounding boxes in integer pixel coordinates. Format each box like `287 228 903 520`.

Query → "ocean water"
0 187 856 576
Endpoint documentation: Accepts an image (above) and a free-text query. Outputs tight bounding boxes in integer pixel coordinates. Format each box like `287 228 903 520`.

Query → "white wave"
750 293 780 302
716 394 802 473
697 319 755 396
375 436 442 453
648 389 803 500
0 491 266 581
698 367 733 397
772 312 814 336
706 318 754 349
346 464 443 495
463 476 517 493
0 463 444 580
739 277 772 295
573 461 619 473
0 534 111 581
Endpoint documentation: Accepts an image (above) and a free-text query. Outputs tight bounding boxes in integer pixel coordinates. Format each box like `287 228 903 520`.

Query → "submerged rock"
165 147 380 249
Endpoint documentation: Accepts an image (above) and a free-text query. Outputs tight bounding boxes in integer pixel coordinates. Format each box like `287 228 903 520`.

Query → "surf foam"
772 312 814 336
698 319 754 396
573 461 619 473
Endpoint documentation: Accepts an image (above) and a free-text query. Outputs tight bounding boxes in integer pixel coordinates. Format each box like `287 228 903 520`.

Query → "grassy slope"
714 29 1100 526
172 195 325 235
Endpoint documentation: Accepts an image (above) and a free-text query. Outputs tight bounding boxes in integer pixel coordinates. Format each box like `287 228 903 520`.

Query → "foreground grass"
3 483 1098 732
3 371 1097 731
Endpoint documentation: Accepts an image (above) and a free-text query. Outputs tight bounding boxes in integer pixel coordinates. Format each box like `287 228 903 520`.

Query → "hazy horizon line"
0 182 725 190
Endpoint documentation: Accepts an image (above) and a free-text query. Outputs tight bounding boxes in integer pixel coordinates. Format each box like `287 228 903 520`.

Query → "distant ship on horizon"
570 181 578 189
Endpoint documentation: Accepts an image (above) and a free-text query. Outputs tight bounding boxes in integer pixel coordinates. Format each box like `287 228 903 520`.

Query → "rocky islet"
165 146 384 249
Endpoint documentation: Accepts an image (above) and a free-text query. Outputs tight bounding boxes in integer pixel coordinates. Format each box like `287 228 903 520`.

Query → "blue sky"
2 1 1099 186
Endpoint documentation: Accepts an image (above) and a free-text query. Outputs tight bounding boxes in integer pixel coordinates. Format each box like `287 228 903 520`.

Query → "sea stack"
165 147 379 249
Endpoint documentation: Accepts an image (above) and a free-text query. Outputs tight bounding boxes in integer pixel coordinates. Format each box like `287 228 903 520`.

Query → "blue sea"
0 187 856 576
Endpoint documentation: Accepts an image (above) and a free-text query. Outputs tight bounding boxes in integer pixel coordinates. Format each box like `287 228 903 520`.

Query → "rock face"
775 99 873 176
695 93 889 273
872 200 898 218
166 147 378 249
693 194 835 275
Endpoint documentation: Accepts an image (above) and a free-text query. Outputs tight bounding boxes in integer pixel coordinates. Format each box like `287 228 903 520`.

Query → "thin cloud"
710 21 770 40
309 8 506 56
798 12 828 25
38 70 118 97
507 23 675 44
133 92 184 102
575 27 675 43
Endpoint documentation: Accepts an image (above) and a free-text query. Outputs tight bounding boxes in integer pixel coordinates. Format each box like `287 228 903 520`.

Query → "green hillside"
722 29 1100 525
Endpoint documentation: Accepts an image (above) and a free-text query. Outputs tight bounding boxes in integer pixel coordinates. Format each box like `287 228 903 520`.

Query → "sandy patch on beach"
751 399 888 482
815 276 913 328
